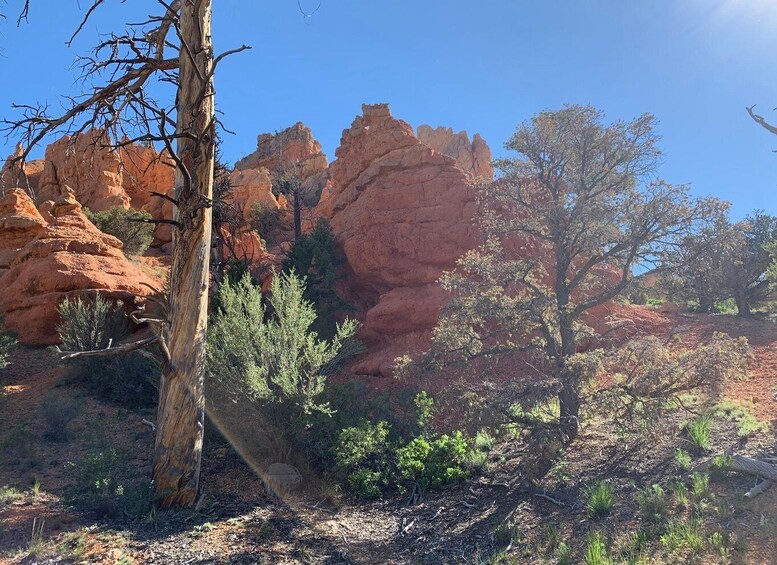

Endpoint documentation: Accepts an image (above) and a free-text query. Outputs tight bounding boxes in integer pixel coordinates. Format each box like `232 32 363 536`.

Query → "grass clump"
711 399 770 437
690 472 709 498
685 414 713 451
660 519 704 554
673 448 692 470
84 206 154 256
584 481 615 518
584 531 610 565
634 484 668 522
0 485 23 507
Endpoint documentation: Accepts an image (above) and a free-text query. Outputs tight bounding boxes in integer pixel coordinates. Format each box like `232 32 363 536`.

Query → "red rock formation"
0 189 47 270
1 144 44 195
317 104 481 376
119 145 175 209
34 131 174 218
0 186 162 345
228 168 279 218
417 124 493 179
37 132 130 211
235 122 329 206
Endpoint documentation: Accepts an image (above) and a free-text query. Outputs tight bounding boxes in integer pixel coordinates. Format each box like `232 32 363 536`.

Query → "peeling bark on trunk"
152 0 215 508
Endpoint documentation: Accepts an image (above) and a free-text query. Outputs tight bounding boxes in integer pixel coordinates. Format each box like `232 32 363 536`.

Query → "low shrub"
77 353 159 408
333 394 478 500
57 294 129 353
64 449 152 518
0 318 16 370
84 206 154 256
396 432 470 492
57 294 157 407
43 394 79 442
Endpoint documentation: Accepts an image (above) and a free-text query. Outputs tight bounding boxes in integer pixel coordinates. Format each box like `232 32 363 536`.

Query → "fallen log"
693 452 777 498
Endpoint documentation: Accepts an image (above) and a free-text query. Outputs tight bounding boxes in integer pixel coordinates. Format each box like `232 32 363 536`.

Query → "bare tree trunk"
152 0 215 508
557 314 580 440
735 293 751 317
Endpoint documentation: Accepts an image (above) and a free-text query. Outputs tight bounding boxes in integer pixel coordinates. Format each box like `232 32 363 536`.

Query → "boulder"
0 186 162 345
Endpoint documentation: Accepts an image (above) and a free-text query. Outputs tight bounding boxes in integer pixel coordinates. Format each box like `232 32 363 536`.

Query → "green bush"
0 318 16 370
333 397 475 500
335 420 393 499
396 432 470 492
84 206 154 256
207 270 359 418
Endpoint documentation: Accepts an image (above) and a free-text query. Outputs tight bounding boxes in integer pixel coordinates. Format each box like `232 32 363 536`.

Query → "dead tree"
3 0 249 508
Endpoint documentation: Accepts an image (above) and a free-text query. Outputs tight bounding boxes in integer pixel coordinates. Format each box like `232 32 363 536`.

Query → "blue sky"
1 0 776 218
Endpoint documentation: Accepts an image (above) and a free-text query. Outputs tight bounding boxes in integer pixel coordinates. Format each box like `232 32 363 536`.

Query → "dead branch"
693 451 777 498
747 105 777 137
56 336 159 360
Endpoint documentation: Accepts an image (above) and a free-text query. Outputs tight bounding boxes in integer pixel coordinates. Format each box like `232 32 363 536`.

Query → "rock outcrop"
417 125 493 179
0 186 162 345
235 122 329 206
1 144 44 195
35 131 174 215
0 189 47 270
317 104 482 376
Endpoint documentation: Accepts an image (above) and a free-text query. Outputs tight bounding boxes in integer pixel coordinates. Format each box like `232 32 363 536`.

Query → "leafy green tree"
429 105 714 440
207 270 359 417
84 207 154 256
283 218 350 339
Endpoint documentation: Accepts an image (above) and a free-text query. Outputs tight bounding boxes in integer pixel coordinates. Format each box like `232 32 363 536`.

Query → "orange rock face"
317 104 482 376
34 131 174 218
0 189 47 270
1 144 44 195
235 122 329 206
417 124 494 179
0 186 162 345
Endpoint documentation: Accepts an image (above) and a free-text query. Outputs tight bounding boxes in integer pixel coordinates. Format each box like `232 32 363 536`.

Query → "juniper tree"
721 211 777 316
431 105 715 440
